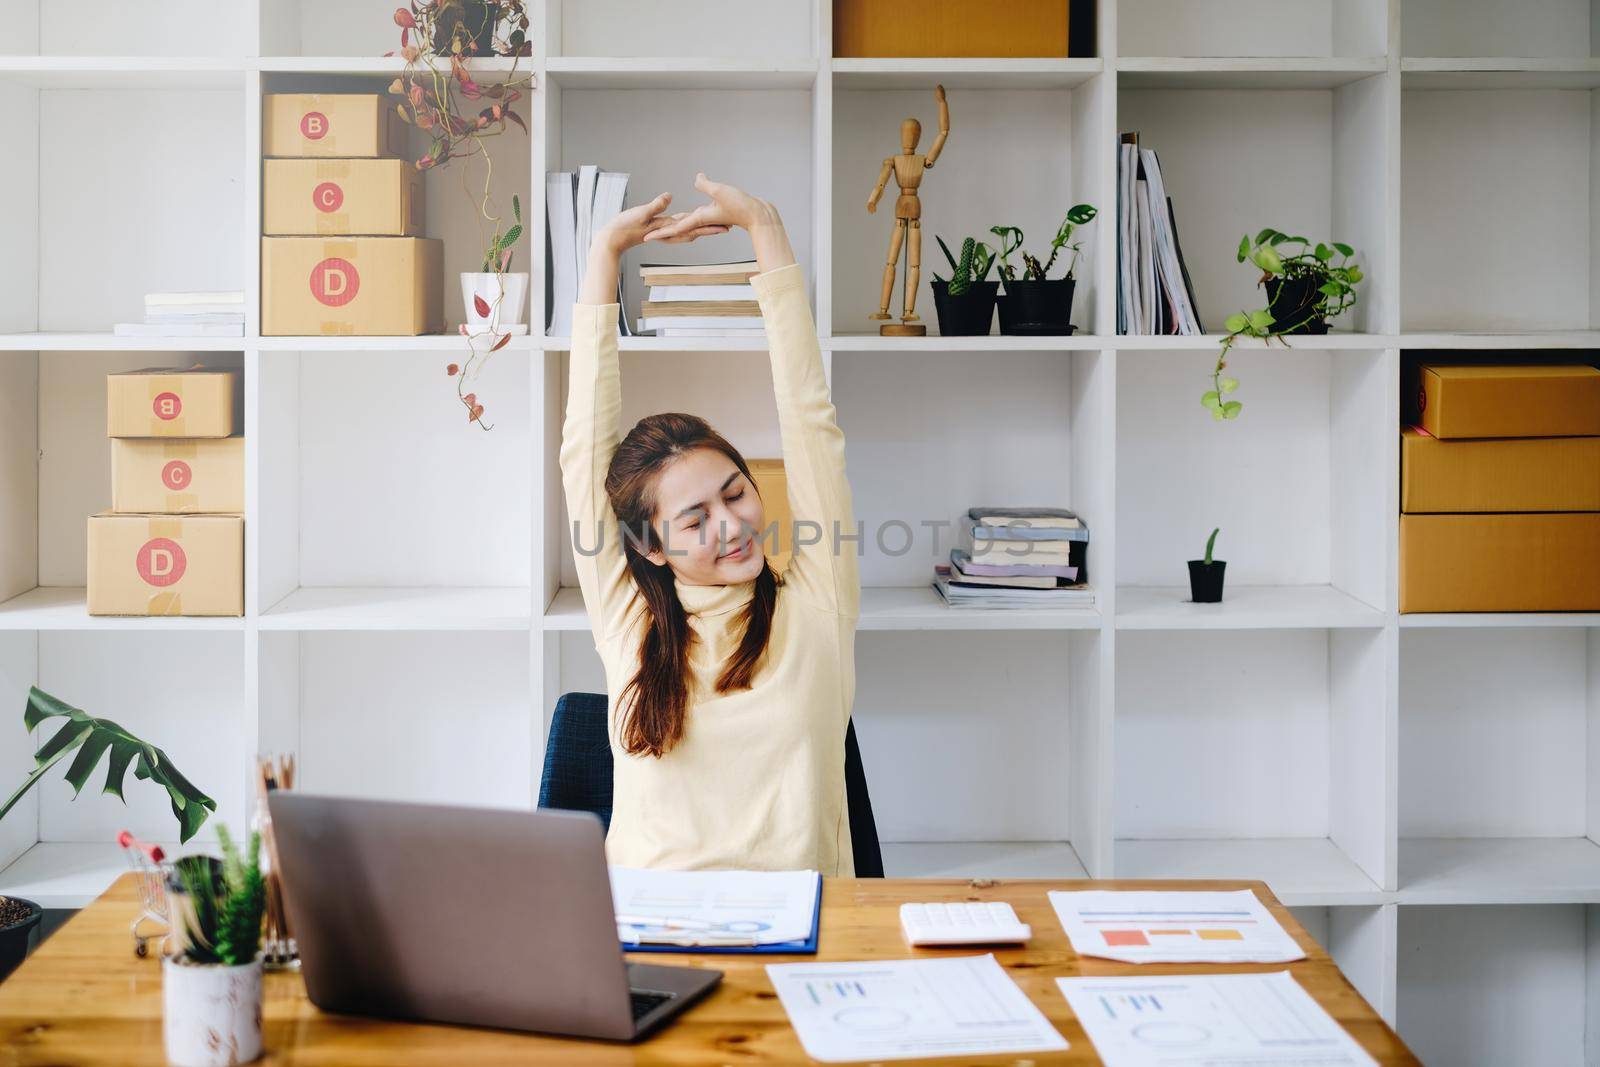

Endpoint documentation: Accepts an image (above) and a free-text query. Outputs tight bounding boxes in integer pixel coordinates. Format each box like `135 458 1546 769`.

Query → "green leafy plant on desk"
0 687 216 981
1208 230 1364 421
170 828 265 967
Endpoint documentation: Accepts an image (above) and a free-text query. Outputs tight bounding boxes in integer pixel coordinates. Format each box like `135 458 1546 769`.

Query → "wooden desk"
0 875 1418 1065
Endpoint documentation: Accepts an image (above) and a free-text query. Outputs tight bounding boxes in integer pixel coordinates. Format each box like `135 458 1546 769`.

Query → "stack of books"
114 292 245 338
932 507 1095 609
638 261 764 338
1118 132 1203 336
546 165 631 337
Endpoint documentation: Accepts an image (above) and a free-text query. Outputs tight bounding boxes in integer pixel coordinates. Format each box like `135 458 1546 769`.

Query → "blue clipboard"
620 875 822 955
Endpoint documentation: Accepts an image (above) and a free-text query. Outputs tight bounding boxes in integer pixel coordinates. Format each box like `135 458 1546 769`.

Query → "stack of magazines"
932 507 1095 609
637 260 764 338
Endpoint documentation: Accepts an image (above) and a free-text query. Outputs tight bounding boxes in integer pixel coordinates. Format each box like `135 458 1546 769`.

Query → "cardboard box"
1401 428 1600 513
1400 512 1600 613
262 237 443 336
263 159 424 236
833 0 1069 57
1417 364 1600 439
87 513 243 617
265 94 404 158
107 367 235 438
748 459 793 576
112 437 244 514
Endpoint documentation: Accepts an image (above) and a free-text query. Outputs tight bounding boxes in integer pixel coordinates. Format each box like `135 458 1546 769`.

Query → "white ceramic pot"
461 272 529 333
162 954 264 1067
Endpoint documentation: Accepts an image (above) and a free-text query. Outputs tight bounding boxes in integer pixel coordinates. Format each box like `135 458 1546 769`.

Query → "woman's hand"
594 192 728 258
647 173 796 274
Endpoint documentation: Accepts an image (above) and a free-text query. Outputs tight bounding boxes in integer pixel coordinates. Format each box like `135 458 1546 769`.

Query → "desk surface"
0 875 1418 1065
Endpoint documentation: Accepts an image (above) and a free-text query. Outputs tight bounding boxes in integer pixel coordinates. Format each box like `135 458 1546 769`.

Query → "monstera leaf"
0 687 216 843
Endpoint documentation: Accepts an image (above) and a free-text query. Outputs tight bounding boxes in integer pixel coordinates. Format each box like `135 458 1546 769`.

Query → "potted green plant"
390 0 532 428
1205 231 1363 420
163 829 267 1067
991 204 1097 335
1188 527 1226 603
930 235 999 335
0 687 215 981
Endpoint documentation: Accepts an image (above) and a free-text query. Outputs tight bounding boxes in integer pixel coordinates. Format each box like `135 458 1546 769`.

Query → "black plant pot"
432 0 497 55
1264 275 1330 335
0 897 43 983
1188 560 1227 603
931 280 999 336
997 278 1078 336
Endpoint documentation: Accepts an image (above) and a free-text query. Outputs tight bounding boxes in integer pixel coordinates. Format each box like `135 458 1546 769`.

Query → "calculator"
899 902 1033 946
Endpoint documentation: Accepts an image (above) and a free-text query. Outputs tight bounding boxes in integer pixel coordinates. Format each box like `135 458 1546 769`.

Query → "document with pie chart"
765 954 1068 1063
1049 889 1306 964
1057 971 1377 1066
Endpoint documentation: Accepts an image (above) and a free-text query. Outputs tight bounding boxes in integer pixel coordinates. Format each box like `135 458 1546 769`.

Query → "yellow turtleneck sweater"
560 262 861 876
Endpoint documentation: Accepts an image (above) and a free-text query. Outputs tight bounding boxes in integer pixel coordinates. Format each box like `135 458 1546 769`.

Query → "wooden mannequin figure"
867 84 949 336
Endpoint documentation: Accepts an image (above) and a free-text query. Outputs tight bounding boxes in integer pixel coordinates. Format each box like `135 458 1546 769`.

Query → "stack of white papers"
1049 889 1307 964
116 291 245 337
610 867 818 947
766 954 1067 1063
1058 971 1377 1066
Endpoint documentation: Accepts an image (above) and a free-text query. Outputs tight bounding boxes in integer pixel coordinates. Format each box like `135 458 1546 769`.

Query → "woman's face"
647 447 768 585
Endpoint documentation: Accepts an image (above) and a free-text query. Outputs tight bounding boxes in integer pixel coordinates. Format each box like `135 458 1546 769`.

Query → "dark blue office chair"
537 692 884 878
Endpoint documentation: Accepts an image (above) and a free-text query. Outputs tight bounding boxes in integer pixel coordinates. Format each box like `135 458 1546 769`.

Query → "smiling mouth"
720 537 752 561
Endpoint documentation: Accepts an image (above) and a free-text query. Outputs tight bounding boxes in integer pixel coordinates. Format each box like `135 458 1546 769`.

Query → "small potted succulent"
0 688 215 982
930 235 1000 335
991 205 1097 335
462 193 527 335
1188 527 1226 603
1206 231 1363 420
164 829 267 1067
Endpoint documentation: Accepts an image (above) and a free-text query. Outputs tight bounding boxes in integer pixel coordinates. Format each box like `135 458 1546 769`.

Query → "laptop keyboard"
631 989 674 1021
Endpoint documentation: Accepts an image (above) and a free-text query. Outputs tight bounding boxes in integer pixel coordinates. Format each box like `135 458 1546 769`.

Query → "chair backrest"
538 692 884 877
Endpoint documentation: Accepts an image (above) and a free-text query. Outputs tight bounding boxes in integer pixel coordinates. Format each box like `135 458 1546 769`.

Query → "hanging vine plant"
388 0 534 429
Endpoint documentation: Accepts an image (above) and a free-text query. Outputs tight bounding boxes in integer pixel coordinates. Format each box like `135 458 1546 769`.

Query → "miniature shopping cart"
117 830 170 957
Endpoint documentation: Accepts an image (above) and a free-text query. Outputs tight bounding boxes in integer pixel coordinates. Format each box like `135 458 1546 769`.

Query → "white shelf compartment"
831 58 1102 90
1118 0 1388 60
1401 0 1600 62
1401 57 1600 90
259 586 532 632
1117 57 1388 90
1 3 251 59
0 58 244 90
1114 628 1390 902
1398 903 1600 1067
546 57 816 90
831 61 1108 339
1400 628 1600 904
1402 76 1600 331
1116 584 1384 630
0 588 244 632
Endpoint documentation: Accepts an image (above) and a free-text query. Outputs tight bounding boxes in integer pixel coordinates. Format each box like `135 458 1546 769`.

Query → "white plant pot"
461 272 529 333
163 954 264 1067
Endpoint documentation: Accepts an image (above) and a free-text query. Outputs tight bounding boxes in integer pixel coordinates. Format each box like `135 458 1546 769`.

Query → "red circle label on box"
161 460 193 491
152 391 182 420
310 257 359 307
136 537 186 587
313 181 344 213
300 111 329 140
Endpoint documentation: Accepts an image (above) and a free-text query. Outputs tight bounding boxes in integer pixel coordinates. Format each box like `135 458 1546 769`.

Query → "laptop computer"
267 793 723 1041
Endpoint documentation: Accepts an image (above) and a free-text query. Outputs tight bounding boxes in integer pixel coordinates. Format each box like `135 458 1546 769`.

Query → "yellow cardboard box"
1401 428 1600 513
264 94 404 158
1416 364 1600 439
262 237 443 336
1400 512 1600 613
87 513 243 617
832 0 1069 57
748 459 793 576
107 367 235 438
264 159 425 236
112 438 244 514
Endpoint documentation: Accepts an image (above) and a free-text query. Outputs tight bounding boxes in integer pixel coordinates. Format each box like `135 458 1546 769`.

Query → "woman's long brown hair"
606 412 780 758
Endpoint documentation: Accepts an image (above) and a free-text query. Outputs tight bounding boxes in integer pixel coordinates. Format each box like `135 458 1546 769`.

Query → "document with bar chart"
765 954 1068 1063
1048 890 1306 964
1057 971 1377 1066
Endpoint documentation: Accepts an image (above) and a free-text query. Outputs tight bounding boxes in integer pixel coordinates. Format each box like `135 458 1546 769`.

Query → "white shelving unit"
0 0 1595 1060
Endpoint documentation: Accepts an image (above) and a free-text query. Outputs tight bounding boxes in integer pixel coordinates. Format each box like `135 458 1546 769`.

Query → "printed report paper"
1049 889 1306 964
609 868 818 946
1057 971 1377 1066
766 954 1068 1063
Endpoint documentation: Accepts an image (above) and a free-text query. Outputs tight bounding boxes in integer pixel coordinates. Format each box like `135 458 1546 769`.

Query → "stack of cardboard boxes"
89 368 244 617
1400 363 1600 613
262 93 443 336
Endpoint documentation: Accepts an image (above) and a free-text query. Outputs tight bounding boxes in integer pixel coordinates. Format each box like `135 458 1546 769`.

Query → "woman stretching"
560 174 861 876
